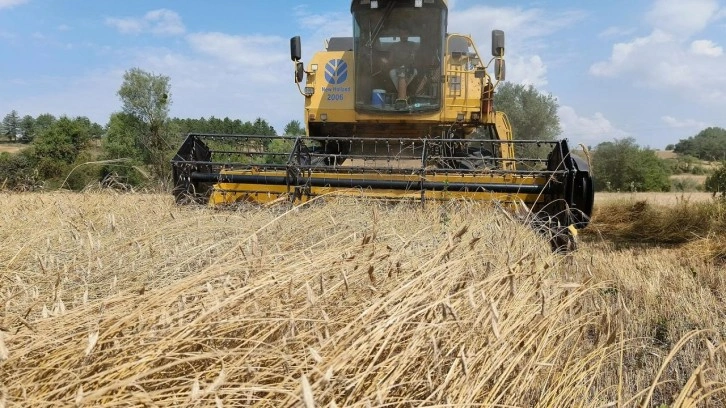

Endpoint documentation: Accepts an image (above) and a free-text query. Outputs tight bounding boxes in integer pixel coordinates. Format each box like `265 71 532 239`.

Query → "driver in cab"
381 28 418 95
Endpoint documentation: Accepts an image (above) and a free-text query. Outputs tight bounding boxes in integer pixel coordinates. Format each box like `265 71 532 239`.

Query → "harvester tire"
301 143 348 167
454 148 496 170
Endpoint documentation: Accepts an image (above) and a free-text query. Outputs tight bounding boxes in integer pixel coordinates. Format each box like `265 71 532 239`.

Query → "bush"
33 116 91 166
705 162 726 198
671 178 703 192
667 156 705 175
0 150 40 190
63 151 104 190
689 165 706 175
593 138 671 192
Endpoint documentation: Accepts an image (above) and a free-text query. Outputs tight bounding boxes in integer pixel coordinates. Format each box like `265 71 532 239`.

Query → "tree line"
0 68 305 191
669 127 726 162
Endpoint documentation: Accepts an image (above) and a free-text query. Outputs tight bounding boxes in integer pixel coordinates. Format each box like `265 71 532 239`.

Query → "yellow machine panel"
305 51 356 117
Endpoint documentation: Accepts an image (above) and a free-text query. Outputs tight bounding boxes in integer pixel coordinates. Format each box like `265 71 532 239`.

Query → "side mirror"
495 59 506 81
295 62 304 83
291 36 302 61
474 67 486 79
491 30 505 57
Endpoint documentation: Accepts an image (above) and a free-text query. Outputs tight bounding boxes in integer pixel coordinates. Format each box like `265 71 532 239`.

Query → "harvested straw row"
588 197 725 248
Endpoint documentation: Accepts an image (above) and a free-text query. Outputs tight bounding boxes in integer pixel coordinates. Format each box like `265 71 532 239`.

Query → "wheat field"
0 192 724 407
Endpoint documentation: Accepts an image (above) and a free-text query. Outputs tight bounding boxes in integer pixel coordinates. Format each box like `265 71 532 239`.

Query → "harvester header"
172 0 594 248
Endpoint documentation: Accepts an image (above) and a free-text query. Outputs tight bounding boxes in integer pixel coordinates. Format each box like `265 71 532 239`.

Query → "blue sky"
1 0 725 149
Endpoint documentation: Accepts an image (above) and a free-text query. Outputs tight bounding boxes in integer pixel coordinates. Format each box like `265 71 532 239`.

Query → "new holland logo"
324 59 348 85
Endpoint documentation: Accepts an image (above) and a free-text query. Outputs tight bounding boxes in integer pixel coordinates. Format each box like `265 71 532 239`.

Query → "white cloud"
293 6 350 58
105 17 144 35
295 10 349 37
507 55 548 87
0 0 28 9
598 26 636 39
186 33 287 71
646 0 722 36
559 106 630 146
145 9 185 36
661 116 709 130
595 0 726 104
450 6 585 44
106 9 186 36
448 6 585 88
590 29 673 77
590 2 726 108
690 39 723 56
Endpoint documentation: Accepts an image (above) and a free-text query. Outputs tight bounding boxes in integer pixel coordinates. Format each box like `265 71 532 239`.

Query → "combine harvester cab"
171 0 594 248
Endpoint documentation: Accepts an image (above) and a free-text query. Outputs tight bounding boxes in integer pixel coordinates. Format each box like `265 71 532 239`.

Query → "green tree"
31 116 103 188
101 112 149 186
34 113 57 134
2 110 20 142
34 116 91 165
283 120 305 136
18 115 36 143
674 127 726 161
593 137 671 192
103 113 144 160
251 117 276 136
117 68 173 178
636 150 672 191
494 83 561 141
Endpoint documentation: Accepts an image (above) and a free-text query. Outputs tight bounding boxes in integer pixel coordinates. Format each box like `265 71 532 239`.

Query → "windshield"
353 3 446 114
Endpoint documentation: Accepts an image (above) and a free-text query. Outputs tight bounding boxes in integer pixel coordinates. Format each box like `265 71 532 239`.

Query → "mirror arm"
295 82 308 97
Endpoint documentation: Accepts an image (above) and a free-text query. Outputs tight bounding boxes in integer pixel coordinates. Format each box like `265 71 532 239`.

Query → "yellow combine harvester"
172 0 594 246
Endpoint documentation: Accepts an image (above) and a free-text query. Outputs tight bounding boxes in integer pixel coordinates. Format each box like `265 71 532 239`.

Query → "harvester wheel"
300 143 348 167
453 148 496 170
298 146 327 167
307 147 329 167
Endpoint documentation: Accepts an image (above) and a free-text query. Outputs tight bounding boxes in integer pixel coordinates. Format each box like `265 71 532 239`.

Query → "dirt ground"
0 143 26 154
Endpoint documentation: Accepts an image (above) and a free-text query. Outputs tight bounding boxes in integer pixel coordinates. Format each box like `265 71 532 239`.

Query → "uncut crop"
0 192 724 407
